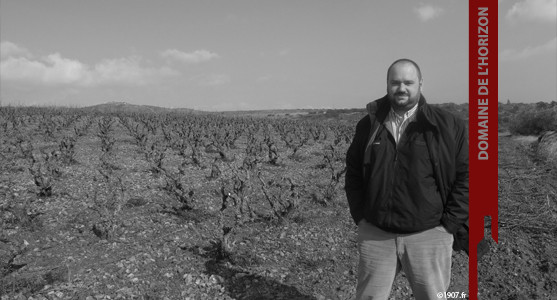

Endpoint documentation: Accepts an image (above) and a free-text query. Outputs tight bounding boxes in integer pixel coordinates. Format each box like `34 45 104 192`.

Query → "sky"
0 0 555 111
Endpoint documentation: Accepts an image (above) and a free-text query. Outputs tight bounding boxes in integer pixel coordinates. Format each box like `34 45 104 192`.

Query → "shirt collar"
389 102 419 121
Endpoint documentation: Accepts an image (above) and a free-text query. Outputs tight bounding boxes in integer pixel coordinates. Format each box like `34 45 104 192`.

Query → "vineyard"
0 102 556 299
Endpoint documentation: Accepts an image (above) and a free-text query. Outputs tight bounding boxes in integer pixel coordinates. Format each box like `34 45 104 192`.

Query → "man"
345 59 468 300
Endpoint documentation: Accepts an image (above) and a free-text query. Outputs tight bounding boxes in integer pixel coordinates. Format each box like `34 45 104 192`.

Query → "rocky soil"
1 111 556 300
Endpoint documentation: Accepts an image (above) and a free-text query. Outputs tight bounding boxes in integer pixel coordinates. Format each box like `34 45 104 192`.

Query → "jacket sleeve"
344 116 369 225
441 118 469 234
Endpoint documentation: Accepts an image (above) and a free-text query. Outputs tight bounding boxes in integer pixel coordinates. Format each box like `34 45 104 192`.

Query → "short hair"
387 58 422 82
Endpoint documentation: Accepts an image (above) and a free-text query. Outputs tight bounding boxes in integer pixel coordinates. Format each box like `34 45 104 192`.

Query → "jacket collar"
367 94 438 128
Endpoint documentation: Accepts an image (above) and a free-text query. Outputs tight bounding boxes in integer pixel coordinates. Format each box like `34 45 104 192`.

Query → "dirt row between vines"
476 133 557 299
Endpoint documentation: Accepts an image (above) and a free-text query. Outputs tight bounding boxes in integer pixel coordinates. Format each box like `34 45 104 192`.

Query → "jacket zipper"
386 134 398 229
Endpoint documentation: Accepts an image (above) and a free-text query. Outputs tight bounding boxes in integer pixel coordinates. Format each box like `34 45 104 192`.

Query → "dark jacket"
345 95 469 234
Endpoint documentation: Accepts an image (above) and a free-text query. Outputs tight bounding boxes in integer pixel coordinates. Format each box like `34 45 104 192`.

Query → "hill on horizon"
82 101 197 114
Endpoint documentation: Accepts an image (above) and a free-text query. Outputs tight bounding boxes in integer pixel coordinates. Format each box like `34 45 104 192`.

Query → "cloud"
1 53 89 85
506 0 557 22
92 56 179 85
161 49 220 64
1 41 33 59
1 42 179 86
500 37 557 61
198 74 230 86
414 4 444 22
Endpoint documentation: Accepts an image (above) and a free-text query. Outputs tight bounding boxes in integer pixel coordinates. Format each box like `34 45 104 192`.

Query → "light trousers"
356 219 453 300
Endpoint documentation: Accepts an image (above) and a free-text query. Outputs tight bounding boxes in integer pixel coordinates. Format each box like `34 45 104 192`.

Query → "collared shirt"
384 103 418 144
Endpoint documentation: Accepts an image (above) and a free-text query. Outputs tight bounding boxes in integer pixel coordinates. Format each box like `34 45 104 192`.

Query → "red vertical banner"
469 0 498 299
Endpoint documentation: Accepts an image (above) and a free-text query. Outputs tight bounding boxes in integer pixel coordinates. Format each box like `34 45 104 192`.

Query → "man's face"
387 62 422 112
